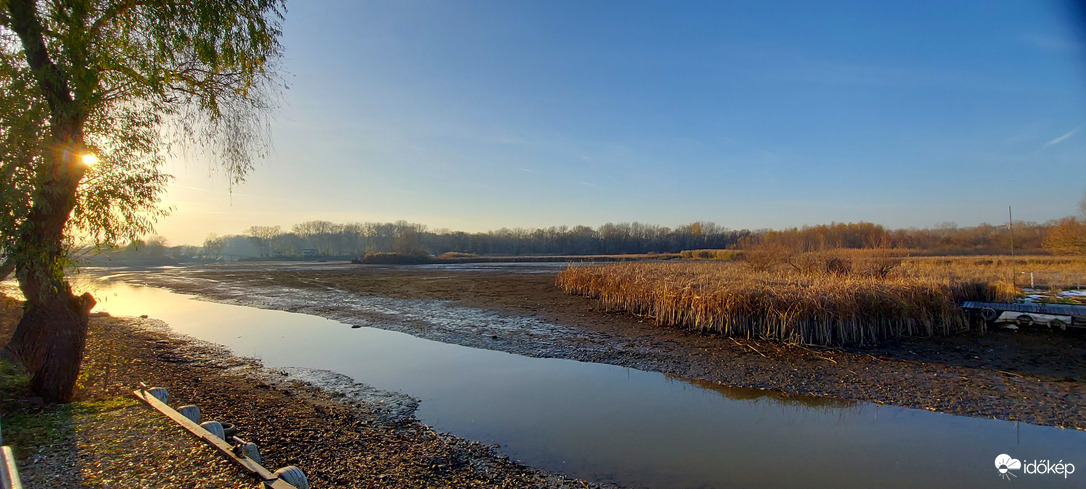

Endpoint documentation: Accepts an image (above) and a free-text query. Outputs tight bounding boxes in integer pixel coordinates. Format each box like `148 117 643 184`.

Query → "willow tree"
0 0 285 402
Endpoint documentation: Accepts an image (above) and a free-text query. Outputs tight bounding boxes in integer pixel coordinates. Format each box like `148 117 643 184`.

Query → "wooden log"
133 388 297 489
146 387 169 404
272 466 309 489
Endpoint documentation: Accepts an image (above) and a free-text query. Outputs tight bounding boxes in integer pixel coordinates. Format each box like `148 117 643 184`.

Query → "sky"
157 0 1086 245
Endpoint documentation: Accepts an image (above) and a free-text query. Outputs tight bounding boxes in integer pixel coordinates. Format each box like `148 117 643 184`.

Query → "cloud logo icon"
996 454 1022 480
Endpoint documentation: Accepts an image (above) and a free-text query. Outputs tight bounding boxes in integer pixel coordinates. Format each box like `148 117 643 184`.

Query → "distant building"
301 248 319 258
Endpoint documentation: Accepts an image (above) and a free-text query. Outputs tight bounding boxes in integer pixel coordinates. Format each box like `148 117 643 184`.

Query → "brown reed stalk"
555 255 1071 346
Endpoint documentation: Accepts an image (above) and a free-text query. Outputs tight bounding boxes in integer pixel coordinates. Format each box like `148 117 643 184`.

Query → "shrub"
353 252 433 265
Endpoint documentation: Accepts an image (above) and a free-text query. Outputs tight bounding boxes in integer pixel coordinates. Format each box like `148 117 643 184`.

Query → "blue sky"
159 0 1086 245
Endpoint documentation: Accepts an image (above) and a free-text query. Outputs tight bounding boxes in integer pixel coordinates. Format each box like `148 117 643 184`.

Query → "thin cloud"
1022 34 1086 53
1042 126 1081 149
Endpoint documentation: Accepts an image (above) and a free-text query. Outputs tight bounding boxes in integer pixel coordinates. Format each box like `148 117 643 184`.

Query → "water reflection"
673 375 856 409
56 280 1086 488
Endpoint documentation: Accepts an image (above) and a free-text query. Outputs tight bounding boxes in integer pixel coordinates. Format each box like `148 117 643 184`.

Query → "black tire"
981 308 999 322
1049 319 1067 331
1016 314 1034 327
221 422 237 438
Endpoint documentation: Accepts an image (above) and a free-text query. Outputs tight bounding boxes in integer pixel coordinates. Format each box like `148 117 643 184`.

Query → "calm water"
87 281 1085 489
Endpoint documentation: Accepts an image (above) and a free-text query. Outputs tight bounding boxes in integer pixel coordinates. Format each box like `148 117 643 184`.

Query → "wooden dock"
961 301 1085 328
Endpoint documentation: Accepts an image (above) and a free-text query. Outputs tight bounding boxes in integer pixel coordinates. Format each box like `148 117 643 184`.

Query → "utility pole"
1009 206 1015 289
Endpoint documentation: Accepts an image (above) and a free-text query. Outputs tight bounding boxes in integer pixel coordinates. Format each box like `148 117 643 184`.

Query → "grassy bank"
556 253 1047 345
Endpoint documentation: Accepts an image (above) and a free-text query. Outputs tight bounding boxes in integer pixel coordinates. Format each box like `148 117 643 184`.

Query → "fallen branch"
730 337 768 359
790 344 839 365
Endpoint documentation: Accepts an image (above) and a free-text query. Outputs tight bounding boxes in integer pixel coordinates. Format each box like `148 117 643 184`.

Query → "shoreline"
5 262 1084 487
0 303 611 488
109 263 1086 431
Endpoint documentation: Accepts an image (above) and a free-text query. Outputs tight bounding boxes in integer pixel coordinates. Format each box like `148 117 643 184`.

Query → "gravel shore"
1 298 609 488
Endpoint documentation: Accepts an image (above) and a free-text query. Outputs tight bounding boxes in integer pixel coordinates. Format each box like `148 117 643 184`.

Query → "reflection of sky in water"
58 281 1086 488
1024 288 1086 304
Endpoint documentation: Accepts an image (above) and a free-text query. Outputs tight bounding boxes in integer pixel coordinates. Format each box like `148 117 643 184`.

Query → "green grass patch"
69 396 138 415
1 371 136 458
0 358 30 398
2 395 137 455
2 405 73 454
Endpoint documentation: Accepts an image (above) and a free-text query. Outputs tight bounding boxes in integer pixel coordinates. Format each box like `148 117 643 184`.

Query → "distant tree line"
97 203 1086 264
137 217 1079 262
748 221 1057 255
107 189 1084 262
227 220 752 259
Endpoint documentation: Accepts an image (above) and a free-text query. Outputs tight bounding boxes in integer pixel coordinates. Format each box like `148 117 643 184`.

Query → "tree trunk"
0 259 12 282
1 114 90 403
2 158 92 402
1 152 91 403
2 0 93 403
2 171 93 402
5 291 95 402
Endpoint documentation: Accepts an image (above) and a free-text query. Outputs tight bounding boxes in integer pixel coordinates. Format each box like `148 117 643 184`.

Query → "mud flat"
103 261 1086 431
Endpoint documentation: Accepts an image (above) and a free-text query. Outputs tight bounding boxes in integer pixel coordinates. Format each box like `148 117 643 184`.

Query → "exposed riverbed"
76 265 1086 489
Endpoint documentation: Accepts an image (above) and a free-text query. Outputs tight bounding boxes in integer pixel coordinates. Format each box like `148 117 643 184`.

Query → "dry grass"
899 254 1086 289
557 252 1086 346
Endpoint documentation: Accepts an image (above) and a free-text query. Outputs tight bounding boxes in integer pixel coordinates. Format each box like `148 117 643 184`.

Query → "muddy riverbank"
0 295 608 488
105 262 1086 430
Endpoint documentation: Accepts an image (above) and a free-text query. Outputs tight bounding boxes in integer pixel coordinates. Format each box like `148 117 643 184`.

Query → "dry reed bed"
898 255 1086 288
557 261 1016 346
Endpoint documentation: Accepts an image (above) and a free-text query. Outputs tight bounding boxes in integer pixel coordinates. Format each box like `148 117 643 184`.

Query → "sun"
79 152 99 167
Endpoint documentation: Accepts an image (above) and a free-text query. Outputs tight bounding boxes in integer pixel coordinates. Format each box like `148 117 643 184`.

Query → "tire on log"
980 308 999 322
220 422 237 438
200 421 225 440
178 405 201 424
273 466 309 489
147 387 169 404
238 442 261 464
